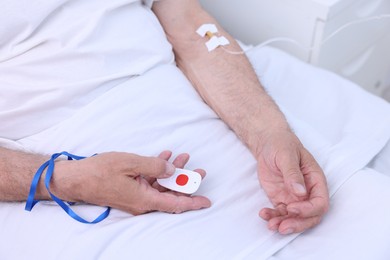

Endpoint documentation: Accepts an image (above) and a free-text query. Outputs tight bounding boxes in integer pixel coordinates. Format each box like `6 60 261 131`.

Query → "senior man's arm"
152 0 329 234
0 147 210 214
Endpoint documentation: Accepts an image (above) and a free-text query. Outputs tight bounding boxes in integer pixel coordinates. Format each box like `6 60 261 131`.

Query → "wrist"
37 160 81 202
252 125 294 159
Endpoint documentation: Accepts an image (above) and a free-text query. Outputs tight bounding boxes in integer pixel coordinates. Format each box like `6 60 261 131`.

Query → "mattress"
1 46 390 259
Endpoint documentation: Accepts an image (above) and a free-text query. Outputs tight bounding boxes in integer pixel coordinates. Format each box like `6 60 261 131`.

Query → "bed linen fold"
1 46 390 259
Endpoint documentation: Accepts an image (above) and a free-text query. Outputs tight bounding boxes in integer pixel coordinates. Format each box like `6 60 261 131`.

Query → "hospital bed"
1 1 390 259
1 44 390 259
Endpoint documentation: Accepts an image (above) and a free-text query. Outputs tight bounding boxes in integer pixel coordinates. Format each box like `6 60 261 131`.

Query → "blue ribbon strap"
25 151 111 224
25 160 50 211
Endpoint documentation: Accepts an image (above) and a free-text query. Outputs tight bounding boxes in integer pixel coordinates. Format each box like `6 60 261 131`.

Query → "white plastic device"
157 168 202 194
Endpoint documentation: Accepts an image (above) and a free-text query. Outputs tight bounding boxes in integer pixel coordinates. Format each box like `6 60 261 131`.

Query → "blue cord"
25 151 111 224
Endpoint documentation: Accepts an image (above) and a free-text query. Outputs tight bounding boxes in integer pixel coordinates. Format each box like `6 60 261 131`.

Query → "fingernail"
164 162 175 177
292 183 307 195
280 228 294 235
261 212 270 220
269 225 278 231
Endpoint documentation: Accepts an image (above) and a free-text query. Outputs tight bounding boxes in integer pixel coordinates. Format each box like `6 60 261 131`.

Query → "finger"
301 149 329 198
151 153 190 192
267 215 290 231
170 153 207 179
259 208 282 221
275 203 288 215
151 153 207 193
159 153 206 179
277 148 307 197
151 152 191 190
172 153 190 168
129 154 175 179
143 151 174 185
287 150 329 218
193 168 206 179
278 215 322 235
259 201 293 221
151 192 211 214
287 196 329 218
158 150 173 161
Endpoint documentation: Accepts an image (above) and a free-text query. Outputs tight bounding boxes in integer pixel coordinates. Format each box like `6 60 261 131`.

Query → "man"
2 3 390 258
0 0 329 235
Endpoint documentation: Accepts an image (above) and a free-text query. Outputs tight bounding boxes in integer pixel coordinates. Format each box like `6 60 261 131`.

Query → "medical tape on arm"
196 24 230 52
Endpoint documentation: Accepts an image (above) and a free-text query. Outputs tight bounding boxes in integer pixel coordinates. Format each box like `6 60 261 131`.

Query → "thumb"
277 151 307 197
130 154 176 179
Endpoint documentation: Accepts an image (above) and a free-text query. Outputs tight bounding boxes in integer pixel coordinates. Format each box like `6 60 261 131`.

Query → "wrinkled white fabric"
368 140 390 177
270 168 390 260
0 46 389 259
0 0 169 139
1 0 390 259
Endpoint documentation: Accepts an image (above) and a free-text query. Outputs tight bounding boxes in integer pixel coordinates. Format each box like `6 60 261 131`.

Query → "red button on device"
176 174 189 186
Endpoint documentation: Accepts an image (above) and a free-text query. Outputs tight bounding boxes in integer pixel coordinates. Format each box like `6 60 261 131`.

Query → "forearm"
153 2 289 156
0 147 67 201
177 42 289 156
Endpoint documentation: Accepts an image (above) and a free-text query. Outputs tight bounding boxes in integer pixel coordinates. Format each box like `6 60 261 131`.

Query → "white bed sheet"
1 46 390 260
270 167 390 260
